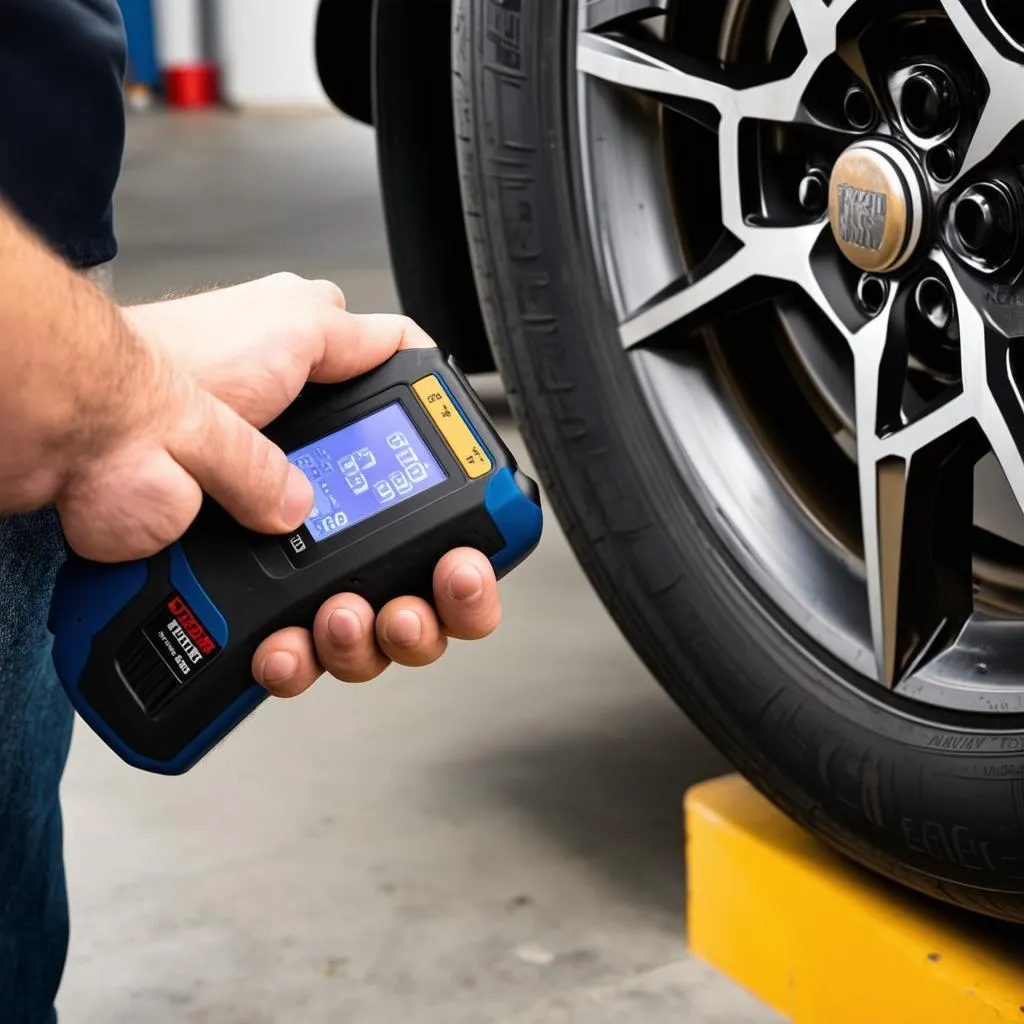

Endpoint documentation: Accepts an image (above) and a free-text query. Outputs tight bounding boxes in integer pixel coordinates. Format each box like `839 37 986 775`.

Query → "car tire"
453 0 1024 921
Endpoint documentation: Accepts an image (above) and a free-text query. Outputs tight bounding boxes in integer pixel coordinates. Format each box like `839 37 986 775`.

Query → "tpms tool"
49 349 543 775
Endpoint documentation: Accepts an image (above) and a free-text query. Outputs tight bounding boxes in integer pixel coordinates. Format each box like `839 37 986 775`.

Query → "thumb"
310 311 435 384
170 383 314 535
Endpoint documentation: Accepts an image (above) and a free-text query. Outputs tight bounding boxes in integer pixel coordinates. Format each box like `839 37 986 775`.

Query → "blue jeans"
0 507 72 1023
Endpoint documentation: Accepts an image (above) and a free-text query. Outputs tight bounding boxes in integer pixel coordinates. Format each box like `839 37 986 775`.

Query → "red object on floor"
164 63 219 108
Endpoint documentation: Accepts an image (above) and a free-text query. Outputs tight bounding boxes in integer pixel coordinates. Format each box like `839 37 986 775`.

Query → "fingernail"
328 608 362 645
447 563 484 603
383 609 422 646
281 466 314 528
260 651 298 686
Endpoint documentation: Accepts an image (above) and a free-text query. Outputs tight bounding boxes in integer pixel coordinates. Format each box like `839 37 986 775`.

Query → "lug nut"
914 276 954 332
900 65 957 138
843 85 875 131
954 193 995 253
925 144 958 184
857 274 889 316
798 168 829 214
950 180 1020 269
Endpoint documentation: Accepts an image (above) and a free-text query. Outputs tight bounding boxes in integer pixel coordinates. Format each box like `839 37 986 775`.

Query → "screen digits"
287 403 447 543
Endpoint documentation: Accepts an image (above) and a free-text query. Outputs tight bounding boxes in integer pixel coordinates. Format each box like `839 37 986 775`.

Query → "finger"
310 311 436 384
312 593 391 683
252 626 323 698
169 382 314 535
58 447 204 562
434 548 501 641
309 278 347 311
375 596 448 668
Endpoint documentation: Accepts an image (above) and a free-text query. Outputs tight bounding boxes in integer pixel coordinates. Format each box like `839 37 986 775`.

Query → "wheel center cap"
828 139 926 274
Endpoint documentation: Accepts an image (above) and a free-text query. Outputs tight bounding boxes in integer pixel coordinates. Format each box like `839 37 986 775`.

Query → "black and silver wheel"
455 0 1024 919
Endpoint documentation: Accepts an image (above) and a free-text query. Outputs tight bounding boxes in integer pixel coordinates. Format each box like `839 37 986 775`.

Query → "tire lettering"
926 734 988 751
951 827 996 872
903 818 998 871
817 740 886 829
500 179 541 257
486 0 522 71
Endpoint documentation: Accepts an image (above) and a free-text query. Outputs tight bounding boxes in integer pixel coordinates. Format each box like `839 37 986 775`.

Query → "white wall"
215 0 330 108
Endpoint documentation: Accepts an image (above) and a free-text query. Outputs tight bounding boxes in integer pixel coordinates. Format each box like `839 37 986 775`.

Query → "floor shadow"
444 696 734 926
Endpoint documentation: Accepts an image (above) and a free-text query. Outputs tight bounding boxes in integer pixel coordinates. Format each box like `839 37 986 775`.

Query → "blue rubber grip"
50 543 265 775
432 375 543 574
485 468 544 574
49 555 148 688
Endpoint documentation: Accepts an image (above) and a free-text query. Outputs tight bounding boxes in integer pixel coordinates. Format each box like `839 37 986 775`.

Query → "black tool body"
50 349 542 773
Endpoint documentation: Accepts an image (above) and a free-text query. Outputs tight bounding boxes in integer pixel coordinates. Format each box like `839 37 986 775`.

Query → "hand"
251 546 501 694
0 212 321 562
53 342 319 563
122 272 433 428
124 274 502 690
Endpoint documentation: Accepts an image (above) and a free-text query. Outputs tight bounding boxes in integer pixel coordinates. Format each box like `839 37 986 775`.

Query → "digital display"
287 403 447 543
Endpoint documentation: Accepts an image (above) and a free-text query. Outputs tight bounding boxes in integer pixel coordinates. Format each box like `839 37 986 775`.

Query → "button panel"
412 375 492 480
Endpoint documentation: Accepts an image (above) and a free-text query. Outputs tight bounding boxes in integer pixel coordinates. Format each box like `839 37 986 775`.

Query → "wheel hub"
828 139 927 274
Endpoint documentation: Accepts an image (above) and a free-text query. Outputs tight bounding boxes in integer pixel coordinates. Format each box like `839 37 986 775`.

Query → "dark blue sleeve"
0 0 127 268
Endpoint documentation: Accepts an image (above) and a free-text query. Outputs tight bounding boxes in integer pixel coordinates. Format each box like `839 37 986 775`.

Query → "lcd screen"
287 403 447 543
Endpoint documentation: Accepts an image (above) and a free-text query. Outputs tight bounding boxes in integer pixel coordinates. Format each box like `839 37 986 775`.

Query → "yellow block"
686 775 1024 1024
412 375 492 479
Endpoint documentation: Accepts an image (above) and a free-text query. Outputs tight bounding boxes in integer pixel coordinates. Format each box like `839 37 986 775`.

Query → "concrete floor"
56 111 780 1023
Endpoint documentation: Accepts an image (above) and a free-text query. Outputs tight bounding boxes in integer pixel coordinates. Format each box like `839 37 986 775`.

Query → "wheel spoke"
619 223 828 348
860 435 978 687
577 31 813 126
789 0 860 64
577 32 737 115
944 264 1024 523
620 237 751 347
937 0 1024 177
977 332 1024 517
855 305 899 686
854 300 977 688
578 0 865 114
583 0 668 33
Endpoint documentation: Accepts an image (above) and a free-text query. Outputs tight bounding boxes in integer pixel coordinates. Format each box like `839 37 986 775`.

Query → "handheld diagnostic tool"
48 349 543 775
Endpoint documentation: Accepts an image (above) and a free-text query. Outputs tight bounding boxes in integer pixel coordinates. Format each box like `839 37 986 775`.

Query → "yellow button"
412 375 493 480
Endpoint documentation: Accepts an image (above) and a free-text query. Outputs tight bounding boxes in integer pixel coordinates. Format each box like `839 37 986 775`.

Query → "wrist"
12 283 165 511
120 301 203 384
0 205 171 515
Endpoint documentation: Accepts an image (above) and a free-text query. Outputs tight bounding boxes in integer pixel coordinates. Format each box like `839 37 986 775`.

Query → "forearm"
0 202 155 512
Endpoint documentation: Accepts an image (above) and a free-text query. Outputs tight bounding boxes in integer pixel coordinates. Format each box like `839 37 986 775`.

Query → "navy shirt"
0 0 126 268
0 6 127 1016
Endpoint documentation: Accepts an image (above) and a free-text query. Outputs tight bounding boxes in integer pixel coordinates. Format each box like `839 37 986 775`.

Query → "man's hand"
122 273 431 428
123 274 502 693
252 545 500 696
0 211 319 565
53 345 318 564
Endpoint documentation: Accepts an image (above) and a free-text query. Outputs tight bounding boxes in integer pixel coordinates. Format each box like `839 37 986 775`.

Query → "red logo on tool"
167 596 217 656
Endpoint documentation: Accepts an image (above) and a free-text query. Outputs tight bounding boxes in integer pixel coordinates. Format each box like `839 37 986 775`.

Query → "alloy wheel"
576 0 1024 711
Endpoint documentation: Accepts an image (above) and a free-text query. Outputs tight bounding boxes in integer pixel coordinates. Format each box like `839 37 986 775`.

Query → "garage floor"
56 111 781 1024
